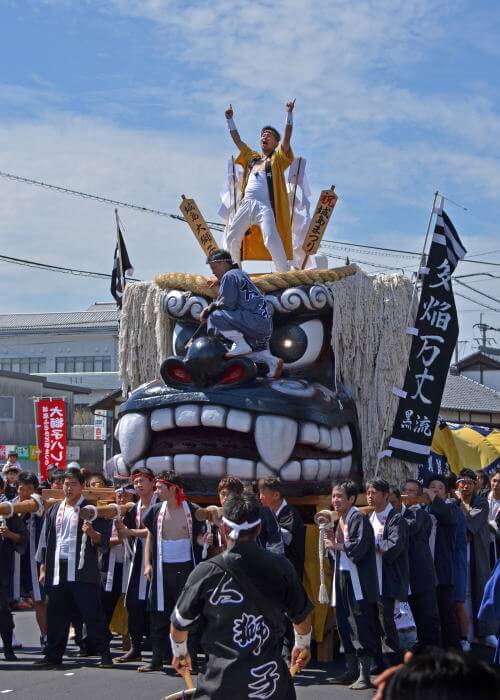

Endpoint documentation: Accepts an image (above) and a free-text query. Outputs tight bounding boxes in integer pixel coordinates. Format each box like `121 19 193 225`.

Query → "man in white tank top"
224 101 296 272
141 471 208 672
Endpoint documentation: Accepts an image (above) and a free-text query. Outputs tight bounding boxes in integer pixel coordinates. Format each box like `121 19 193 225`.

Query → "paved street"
1 611 374 700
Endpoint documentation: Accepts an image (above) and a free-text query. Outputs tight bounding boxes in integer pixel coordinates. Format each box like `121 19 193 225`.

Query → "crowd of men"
1 452 499 696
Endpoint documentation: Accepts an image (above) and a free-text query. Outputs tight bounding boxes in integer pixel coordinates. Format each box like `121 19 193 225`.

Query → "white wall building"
0 302 120 405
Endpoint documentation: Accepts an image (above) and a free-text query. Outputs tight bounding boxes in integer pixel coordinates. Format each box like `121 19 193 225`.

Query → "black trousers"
0 585 14 651
45 562 110 663
336 571 379 658
436 584 460 650
101 563 123 627
150 562 194 665
377 596 400 656
408 588 442 648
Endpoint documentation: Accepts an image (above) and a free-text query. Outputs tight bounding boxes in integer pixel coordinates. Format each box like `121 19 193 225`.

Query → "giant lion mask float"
111 265 416 491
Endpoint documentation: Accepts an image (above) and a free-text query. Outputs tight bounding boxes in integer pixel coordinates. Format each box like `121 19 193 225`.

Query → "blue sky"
0 0 499 355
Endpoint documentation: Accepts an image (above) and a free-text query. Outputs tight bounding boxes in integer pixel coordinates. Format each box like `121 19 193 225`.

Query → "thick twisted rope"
154 264 359 299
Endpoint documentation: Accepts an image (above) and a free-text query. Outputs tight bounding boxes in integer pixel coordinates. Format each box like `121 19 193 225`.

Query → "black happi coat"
16 509 45 600
276 501 305 578
331 508 379 604
378 507 410 601
463 494 495 636
172 540 313 700
0 515 27 598
143 500 203 612
402 505 437 595
41 499 111 588
258 506 284 555
428 496 457 586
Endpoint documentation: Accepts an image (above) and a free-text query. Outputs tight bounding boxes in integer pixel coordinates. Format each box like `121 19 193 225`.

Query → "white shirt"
58 497 84 560
370 503 392 593
161 538 192 564
244 167 271 206
113 543 125 564
488 493 500 540
394 601 416 630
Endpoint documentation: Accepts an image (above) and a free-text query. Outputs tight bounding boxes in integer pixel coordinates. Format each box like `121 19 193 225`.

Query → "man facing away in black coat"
402 478 441 648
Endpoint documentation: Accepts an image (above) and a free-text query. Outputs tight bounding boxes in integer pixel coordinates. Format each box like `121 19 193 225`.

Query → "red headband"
155 479 186 507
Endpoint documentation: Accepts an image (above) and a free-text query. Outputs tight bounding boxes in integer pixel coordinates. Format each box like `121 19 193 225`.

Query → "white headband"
222 516 261 540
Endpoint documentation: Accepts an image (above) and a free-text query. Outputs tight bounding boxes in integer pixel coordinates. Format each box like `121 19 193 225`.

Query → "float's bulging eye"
270 319 325 369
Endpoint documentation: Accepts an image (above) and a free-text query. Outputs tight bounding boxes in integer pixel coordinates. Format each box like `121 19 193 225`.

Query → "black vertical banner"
387 210 467 464
111 225 134 308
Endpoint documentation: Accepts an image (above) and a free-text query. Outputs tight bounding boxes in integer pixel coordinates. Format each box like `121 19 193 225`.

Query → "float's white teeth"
298 422 320 445
340 426 353 453
174 454 200 475
256 461 276 478
151 408 175 432
227 458 255 479
318 426 332 450
318 459 331 480
201 405 226 428
301 459 319 480
146 456 173 474
175 404 201 428
118 413 151 466
280 461 301 481
226 409 253 433
254 415 298 470
330 427 342 452
200 456 226 478
330 459 342 478
340 455 352 476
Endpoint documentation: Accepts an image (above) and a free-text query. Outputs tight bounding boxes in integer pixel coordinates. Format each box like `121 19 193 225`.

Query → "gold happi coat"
235 142 294 261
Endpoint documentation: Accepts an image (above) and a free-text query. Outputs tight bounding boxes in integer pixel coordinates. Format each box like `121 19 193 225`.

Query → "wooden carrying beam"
42 488 116 503
0 497 134 519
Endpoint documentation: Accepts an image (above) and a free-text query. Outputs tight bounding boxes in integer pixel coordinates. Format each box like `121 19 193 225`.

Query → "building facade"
454 347 500 393
0 302 120 405
0 369 90 472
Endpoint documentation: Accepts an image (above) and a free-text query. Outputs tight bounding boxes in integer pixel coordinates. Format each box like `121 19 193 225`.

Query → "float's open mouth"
114 403 355 482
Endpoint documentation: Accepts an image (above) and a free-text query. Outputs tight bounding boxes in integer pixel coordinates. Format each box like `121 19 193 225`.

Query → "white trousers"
226 198 290 272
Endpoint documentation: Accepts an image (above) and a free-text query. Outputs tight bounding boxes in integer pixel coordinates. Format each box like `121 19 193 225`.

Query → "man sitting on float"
224 100 295 272
199 249 283 378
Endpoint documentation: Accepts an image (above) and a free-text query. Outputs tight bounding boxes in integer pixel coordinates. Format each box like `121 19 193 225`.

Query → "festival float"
99 110 468 664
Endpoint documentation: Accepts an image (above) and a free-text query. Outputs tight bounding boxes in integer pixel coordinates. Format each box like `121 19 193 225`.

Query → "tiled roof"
0 307 119 334
456 350 500 369
441 373 500 413
0 369 91 393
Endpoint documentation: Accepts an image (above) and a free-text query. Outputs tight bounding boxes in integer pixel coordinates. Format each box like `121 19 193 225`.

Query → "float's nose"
161 334 256 389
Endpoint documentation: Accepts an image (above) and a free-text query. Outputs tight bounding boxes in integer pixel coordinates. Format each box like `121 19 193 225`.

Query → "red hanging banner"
35 398 67 479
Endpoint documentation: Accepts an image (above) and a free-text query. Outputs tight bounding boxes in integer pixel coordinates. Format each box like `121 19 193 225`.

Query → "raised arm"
282 99 295 155
225 104 244 151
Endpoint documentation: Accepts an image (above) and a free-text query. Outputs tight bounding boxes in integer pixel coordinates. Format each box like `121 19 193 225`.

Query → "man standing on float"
224 100 295 272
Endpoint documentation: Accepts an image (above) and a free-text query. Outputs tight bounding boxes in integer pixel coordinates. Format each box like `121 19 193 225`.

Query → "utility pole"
473 313 500 351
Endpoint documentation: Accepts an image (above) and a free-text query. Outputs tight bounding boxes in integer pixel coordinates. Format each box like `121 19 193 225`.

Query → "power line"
455 279 500 305
454 291 500 314
0 252 141 280
0 170 225 232
323 238 500 267
322 251 415 272
321 241 416 261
